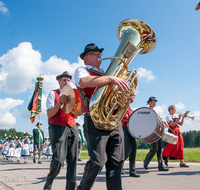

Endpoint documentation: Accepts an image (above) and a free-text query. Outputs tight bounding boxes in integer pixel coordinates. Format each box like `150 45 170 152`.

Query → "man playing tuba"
74 43 131 190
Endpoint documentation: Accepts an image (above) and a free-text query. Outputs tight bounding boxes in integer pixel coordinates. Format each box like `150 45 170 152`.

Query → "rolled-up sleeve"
46 91 55 110
74 66 90 87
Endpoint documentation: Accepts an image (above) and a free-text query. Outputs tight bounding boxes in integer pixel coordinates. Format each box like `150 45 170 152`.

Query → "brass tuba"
89 19 157 131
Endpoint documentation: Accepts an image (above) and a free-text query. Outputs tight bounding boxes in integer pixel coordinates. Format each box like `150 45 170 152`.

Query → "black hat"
147 96 158 104
36 122 42 126
76 122 80 126
9 137 13 140
56 71 72 81
30 136 33 139
79 43 104 60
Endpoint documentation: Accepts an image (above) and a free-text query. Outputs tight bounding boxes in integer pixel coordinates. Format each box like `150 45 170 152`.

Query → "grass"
80 148 200 163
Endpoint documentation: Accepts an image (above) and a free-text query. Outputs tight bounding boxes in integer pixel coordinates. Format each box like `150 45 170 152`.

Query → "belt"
84 112 90 116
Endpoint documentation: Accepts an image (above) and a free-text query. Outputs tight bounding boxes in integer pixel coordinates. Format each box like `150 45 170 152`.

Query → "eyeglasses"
87 52 102 56
60 79 71 83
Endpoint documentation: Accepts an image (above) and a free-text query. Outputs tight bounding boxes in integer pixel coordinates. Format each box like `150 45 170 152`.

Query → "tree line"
0 128 31 140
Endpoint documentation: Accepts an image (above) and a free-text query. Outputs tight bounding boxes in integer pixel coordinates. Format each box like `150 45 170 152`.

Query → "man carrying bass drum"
143 97 169 171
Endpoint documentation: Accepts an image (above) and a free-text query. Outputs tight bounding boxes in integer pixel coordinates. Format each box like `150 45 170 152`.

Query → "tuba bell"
89 19 157 131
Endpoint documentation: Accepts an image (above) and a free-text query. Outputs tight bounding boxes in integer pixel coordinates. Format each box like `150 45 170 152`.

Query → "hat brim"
79 48 104 60
147 99 158 104
56 74 72 81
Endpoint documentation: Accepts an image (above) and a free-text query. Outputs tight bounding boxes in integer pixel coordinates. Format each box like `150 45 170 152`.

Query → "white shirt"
74 65 104 87
166 114 177 123
46 88 61 110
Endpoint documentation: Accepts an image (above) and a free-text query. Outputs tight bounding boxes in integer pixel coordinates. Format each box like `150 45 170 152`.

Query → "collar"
86 65 104 74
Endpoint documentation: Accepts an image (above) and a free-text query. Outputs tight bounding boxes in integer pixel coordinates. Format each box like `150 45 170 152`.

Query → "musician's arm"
46 90 62 118
47 100 62 118
79 75 129 91
168 114 184 126
178 116 185 126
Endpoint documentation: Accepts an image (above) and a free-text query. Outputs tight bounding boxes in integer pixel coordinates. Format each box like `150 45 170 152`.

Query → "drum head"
128 107 158 139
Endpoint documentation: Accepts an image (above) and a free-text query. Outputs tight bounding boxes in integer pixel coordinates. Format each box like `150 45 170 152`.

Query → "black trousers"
122 127 137 174
144 138 164 168
45 124 78 190
78 115 124 190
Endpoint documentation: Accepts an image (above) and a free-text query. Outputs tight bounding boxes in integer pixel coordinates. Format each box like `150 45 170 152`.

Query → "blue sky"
0 0 199 137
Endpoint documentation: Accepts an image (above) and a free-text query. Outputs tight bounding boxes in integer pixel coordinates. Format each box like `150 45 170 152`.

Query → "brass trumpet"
176 111 194 121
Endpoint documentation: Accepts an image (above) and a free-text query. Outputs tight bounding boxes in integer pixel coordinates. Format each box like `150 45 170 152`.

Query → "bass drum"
128 107 165 144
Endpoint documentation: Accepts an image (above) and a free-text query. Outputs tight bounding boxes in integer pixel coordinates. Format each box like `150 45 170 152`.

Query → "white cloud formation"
0 42 42 93
137 67 157 82
0 98 24 128
0 42 84 95
175 102 185 110
0 1 8 14
154 104 167 115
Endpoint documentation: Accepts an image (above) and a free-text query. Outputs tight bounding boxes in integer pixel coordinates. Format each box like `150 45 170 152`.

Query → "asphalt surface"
0 157 200 190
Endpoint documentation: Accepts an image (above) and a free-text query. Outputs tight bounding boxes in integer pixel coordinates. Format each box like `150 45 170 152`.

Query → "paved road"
0 157 200 190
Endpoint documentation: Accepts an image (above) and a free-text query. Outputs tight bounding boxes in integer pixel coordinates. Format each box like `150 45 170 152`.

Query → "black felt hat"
36 122 42 126
147 96 158 104
56 71 72 81
79 43 104 60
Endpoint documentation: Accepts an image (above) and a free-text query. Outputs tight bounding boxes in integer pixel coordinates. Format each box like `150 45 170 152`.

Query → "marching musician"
121 99 140 177
143 97 168 171
44 71 79 190
74 43 131 190
33 122 45 164
162 105 189 167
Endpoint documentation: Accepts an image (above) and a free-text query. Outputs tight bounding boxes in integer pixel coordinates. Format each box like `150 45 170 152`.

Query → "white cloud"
154 104 166 115
137 67 157 82
0 42 42 93
175 102 185 110
0 1 8 14
0 42 84 95
0 98 24 128
194 111 200 121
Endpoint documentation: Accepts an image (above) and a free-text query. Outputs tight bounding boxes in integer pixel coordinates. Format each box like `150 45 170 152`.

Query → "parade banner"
27 77 44 124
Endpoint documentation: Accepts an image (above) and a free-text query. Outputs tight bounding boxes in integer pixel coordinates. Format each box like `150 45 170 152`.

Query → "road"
0 157 200 190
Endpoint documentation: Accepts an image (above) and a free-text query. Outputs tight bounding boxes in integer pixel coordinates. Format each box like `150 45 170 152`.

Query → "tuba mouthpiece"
97 58 102 62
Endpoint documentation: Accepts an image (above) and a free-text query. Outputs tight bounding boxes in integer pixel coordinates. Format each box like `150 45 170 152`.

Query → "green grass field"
80 148 200 163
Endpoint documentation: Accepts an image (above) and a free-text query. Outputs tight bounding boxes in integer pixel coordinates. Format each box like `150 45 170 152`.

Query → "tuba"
89 19 157 131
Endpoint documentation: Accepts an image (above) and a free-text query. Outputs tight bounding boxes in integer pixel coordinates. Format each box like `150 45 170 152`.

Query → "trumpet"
176 111 194 121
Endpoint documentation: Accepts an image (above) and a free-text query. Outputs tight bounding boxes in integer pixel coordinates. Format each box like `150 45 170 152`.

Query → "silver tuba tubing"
89 19 157 131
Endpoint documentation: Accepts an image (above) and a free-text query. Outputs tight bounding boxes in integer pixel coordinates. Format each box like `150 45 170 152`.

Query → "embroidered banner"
27 81 43 124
